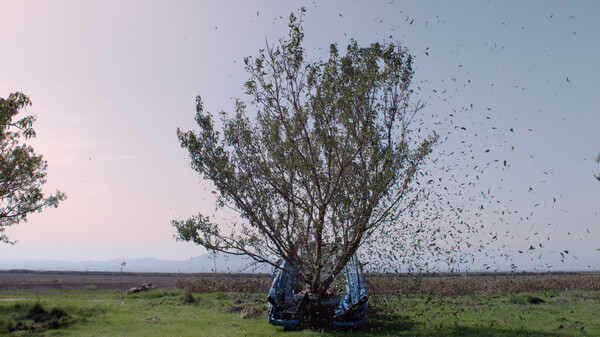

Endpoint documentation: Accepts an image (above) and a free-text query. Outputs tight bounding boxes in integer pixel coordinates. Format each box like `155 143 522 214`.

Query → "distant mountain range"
0 252 270 273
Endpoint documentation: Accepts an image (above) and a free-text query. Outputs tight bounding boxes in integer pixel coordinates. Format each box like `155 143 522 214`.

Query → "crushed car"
267 256 368 330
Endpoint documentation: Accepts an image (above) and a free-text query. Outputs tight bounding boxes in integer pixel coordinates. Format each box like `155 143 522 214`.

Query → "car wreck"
267 256 368 330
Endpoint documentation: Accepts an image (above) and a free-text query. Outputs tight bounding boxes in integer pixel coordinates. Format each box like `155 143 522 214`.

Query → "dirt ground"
0 270 267 291
2 270 598 294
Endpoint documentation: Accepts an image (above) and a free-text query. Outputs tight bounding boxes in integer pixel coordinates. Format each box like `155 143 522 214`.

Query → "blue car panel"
267 257 368 330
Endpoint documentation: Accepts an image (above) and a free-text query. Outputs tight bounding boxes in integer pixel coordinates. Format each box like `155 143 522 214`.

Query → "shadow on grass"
333 308 577 337
411 326 580 337
366 311 416 332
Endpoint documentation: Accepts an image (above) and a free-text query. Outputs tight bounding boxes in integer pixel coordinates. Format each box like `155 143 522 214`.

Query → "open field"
2 270 599 294
1 271 599 336
0 270 267 291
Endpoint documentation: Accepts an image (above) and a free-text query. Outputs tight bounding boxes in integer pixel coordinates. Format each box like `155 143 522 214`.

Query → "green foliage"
174 11 436 294
0 92 66 244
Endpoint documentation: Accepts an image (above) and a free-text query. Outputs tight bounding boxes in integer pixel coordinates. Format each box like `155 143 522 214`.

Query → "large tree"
0 92 66 244
174 12 436 295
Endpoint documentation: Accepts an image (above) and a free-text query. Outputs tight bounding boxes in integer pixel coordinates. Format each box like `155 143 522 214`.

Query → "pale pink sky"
1 0 598 271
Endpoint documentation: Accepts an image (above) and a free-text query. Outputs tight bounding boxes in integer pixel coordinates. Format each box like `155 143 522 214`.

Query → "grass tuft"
4 301 74 334
240 305 264 319
180 289 197 305
25 302 49 321
526 295 545 304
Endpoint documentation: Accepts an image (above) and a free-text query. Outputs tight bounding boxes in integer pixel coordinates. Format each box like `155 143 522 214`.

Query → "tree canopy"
0 92 66 244
174 11 437 294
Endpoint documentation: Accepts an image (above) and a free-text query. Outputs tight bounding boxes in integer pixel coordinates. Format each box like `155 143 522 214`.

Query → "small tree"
120 261 127 304
174 11 436 296
0 92 66 244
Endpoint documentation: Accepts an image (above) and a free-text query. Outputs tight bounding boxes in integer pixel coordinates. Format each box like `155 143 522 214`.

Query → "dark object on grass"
526 295 545 304
180 289 196 304
26 302 49 321
9 302 73 332
126 283 157 294
267 256 367 330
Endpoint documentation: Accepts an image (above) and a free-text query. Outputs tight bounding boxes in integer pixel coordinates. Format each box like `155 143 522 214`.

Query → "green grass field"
1 288 598 336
